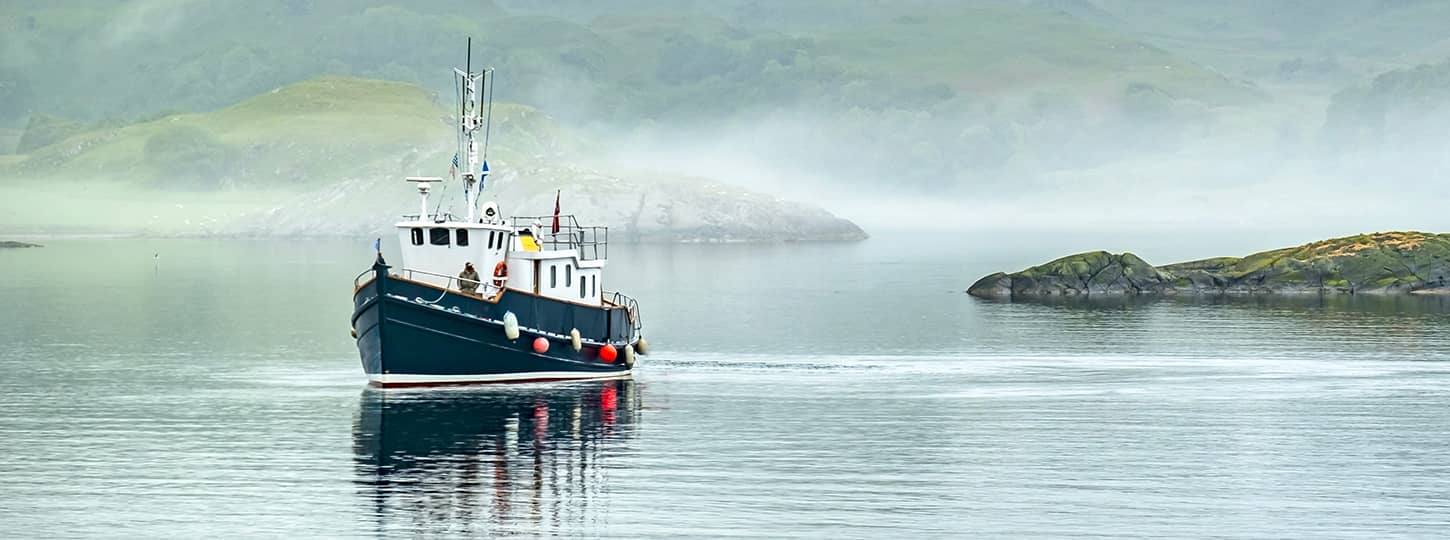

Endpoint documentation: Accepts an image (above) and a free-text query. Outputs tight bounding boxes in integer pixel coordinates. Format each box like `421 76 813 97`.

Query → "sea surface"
3 235 1450 538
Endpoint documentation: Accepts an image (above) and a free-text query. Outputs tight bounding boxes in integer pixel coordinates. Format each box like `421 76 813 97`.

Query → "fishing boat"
350 41 648 387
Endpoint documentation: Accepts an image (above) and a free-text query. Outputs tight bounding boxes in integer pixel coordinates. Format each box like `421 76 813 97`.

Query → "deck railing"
605 290 642 342
399 267 504 298
400 212 465 223
353 268 376 291
510 215 608 260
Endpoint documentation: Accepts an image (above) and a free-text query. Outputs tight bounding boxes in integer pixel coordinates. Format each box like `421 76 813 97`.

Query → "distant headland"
0 77 865 243
0 241 41 248
968 231 1450 298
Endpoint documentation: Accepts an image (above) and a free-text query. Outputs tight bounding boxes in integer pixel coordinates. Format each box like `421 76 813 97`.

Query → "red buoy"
599 344 618 362
533 337 549 353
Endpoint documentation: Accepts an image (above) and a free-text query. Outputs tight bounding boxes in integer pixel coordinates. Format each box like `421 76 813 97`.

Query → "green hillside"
0 75 861 240
3 1 1445 210
0 76 589 190
3 78 439 187
0 1 1296 193
0 1 1262 125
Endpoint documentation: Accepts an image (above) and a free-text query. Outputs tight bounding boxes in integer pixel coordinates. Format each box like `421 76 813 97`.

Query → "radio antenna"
463 37 471 119
483 69 494 160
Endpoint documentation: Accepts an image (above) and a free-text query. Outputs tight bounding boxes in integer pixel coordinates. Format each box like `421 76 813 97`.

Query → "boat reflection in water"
353 379 641 536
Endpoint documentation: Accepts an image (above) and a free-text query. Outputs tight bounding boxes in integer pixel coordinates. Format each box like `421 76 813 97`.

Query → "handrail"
400 212 464 222
511 215 609 260
400 267 504 297
604 290 642 342
353 268 376 291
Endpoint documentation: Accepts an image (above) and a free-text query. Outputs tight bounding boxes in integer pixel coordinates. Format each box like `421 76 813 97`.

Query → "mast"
454 39 492 222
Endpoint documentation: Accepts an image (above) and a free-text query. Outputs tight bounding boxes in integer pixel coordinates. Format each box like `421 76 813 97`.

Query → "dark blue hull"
351 262 635 386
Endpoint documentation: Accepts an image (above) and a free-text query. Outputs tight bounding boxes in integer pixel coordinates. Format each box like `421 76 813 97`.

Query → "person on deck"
459 262 481 295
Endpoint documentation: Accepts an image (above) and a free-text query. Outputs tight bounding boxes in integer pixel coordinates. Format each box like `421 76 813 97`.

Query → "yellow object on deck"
519 232 541 252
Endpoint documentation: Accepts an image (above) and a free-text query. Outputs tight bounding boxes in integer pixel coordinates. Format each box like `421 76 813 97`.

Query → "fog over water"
602 99 1450 240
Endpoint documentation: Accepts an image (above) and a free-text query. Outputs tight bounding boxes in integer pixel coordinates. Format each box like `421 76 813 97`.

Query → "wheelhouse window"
456 229 469 246
565 265 573 287
487 232 496 249
591 276 597 298
410 228 424 246
429 228 450 246
580 277 586 299
550 265 557 288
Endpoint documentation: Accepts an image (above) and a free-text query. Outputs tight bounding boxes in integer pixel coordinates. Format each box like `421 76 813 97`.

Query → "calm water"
3 236 1450 538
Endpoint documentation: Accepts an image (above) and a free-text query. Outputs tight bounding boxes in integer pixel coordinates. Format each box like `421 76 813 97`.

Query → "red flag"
551 190 561 234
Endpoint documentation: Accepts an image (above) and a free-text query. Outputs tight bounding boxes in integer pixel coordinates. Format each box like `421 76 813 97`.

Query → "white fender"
503 311 520 340
634 337 649 355
570 329 582 351
624 344 636 367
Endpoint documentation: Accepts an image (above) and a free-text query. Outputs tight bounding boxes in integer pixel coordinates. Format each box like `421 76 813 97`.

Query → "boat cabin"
393 179 609 306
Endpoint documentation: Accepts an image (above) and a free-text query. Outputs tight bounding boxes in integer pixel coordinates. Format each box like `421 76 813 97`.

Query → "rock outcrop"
968 251 1176 297
968 232 1450 298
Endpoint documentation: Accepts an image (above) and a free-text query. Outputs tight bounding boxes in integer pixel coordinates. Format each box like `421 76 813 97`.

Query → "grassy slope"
2 75 580 186
2 1 1292 201
4 77 441 183
0 75 858 239
0 76 573 233
2 1 1267 125
1215 232 1450 287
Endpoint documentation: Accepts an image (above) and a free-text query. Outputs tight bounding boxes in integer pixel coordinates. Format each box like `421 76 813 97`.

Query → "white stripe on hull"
368 370 631 385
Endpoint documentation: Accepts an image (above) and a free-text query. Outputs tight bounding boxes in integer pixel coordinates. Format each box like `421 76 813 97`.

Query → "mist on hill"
2 0 1448 243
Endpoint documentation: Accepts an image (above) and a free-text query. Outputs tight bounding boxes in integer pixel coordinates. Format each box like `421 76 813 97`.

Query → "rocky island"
968 232 1450 298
